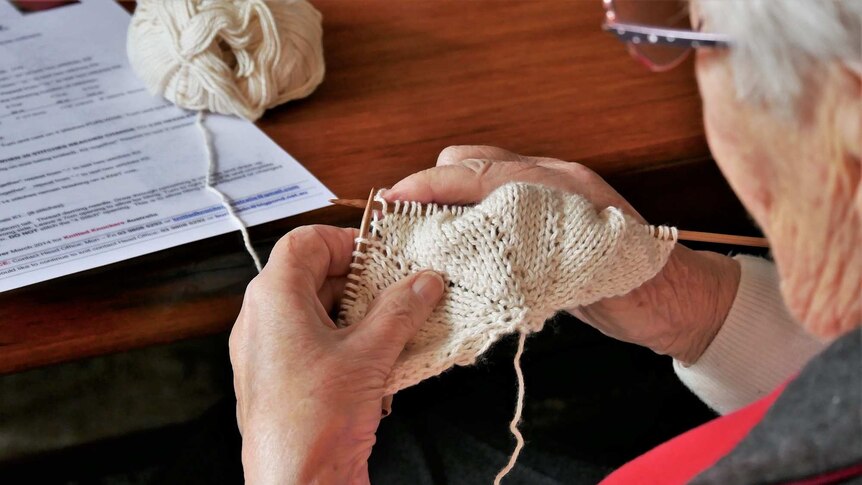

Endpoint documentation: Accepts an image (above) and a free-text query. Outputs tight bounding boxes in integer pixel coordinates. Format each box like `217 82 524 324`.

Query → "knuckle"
438 145 468 164
564 161 598 180
307 224 337 247
271 226 319 261
235 403 244 437
239 276 280 323
227 324 244 365
243 275 269 302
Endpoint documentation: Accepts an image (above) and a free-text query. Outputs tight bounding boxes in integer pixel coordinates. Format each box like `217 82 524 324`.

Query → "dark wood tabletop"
0 0 753 374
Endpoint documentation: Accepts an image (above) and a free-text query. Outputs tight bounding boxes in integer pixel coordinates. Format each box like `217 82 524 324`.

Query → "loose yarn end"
494 331 529 484
197 111 263 272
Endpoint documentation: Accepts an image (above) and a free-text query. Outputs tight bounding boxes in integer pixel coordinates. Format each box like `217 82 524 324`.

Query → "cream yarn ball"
127 0 325 121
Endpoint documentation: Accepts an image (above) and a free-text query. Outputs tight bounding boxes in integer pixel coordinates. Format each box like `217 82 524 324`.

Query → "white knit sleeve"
673 255 827 415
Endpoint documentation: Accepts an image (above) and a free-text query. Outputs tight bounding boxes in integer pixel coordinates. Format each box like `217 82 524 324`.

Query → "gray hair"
698 0 862 112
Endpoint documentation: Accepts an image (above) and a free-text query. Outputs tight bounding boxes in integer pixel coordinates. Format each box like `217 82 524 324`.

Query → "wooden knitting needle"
330 198 769 248
331 197 381 210
333 189 375 330
356 189 376 249
340 189 396 418
675 230 768 248
348 189 375 283
349 191 376 286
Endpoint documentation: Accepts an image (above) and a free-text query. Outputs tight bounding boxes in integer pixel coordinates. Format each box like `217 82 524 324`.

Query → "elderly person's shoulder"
692 326 861 484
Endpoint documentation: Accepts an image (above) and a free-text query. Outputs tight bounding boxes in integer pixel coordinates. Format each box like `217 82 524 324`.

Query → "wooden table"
0 0 753 374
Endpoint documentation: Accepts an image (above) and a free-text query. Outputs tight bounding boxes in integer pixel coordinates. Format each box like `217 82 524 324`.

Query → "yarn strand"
196 111 263 272
494 331 528 485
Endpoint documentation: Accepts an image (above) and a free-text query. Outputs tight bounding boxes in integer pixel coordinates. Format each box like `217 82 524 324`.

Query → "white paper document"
0 0 335 292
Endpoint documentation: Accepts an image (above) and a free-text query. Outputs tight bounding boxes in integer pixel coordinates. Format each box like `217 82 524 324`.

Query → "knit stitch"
338 183 677 394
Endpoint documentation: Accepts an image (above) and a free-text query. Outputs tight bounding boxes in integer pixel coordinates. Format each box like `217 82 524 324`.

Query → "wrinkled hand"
386 145 740 364
230 225 444 485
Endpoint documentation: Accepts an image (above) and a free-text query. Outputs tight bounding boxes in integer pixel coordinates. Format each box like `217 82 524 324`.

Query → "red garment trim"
600 382 788 485
781 463 862 485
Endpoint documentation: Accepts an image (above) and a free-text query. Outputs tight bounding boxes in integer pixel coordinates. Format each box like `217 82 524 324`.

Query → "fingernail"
381 395 394 418
412 271 444 305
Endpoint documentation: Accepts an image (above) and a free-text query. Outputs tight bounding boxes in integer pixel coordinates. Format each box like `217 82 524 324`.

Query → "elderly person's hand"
229 225 444 485
385 145 740 364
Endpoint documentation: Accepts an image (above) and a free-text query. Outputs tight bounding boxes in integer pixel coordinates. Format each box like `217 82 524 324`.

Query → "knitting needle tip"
332 197 385 213
358 189 376 239
330 198 369 209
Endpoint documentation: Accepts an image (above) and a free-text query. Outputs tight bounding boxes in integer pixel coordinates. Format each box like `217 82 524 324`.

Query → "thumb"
351 271 445 366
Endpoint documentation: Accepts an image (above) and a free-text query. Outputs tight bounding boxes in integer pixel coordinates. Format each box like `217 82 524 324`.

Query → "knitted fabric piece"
338 183 677 394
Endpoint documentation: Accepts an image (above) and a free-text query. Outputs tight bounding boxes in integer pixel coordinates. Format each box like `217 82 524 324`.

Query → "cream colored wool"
127 0 324 121
338 183 678 395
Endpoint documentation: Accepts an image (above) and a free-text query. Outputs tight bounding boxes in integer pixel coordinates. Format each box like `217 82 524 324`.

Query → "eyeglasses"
602 0 731 72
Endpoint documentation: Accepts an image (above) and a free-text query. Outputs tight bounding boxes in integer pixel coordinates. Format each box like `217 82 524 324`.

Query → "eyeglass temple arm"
603 21 732 48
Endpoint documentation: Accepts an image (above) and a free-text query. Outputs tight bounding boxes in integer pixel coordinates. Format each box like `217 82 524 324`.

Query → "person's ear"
838 62 862 213
834 61 862 216
836 61 861 161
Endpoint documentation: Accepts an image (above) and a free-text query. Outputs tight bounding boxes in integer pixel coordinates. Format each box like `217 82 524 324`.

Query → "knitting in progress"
128 0 325 121
337 183 677 482
339 182 677 393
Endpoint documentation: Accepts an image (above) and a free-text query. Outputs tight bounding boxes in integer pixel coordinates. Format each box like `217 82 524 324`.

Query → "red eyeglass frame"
602 0 732 72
